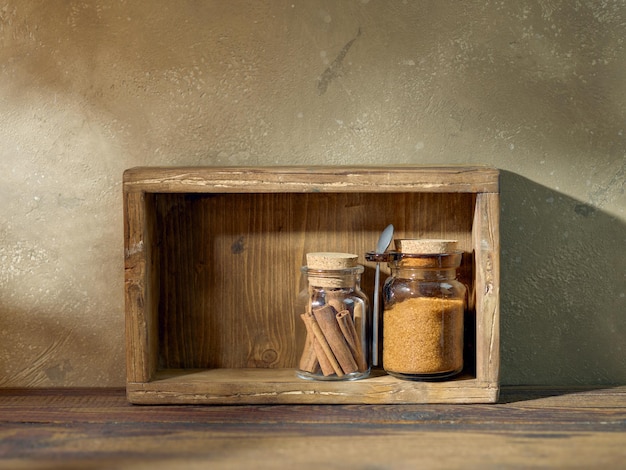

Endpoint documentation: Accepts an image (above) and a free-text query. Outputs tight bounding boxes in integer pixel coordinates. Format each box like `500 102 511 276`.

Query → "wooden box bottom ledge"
126 369 499 405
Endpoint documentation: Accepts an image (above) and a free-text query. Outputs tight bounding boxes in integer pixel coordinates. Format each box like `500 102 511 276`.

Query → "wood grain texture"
149 191 476 370
473 192 501 385
126 369 497 405
123 166 500 404
124 191 152 383
0 387 624 469
123 165 500 193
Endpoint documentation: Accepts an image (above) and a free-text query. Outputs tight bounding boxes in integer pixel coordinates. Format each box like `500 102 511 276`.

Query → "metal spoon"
372 224 394 366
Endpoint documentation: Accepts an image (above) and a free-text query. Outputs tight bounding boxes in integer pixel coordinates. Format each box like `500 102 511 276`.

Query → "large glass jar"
382 240 466 381
295 252 370 381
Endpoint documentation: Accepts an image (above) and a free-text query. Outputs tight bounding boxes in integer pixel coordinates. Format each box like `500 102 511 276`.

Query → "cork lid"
394 239 458 254
306 252 358 270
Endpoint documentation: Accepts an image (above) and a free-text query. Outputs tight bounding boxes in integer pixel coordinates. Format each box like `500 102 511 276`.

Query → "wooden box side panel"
151 192 477 371
124 191 157 382
473 192 500 386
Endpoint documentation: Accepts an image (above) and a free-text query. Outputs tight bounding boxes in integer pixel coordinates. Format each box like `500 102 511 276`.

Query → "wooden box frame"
124 166 500 404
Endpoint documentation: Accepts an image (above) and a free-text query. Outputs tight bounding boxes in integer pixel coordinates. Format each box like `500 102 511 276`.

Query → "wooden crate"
124 166 500 404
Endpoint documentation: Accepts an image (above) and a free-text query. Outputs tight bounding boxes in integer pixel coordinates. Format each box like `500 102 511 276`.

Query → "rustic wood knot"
261 349 278 364
231 236 245 254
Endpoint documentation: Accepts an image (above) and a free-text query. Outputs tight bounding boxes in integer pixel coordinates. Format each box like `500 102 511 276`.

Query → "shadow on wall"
499 171 625 386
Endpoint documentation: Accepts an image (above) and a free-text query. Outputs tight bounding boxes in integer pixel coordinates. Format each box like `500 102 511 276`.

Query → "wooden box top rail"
123 166 500 194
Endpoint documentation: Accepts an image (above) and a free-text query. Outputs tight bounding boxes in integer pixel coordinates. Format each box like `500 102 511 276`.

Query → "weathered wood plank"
126 369 498 405
1 387 625 427
123 166 500 193
473 192 500 386
0 388 624 469
1 425 625 469
124 191 152 383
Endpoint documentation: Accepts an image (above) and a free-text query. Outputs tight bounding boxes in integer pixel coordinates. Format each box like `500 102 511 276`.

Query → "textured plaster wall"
0 1 624 387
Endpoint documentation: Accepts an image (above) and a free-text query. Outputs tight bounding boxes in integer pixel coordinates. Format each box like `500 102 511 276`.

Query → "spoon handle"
372 264 381 366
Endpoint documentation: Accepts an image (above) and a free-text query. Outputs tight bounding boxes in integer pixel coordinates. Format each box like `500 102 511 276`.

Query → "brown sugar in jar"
383 297 464 375
382 239 466 380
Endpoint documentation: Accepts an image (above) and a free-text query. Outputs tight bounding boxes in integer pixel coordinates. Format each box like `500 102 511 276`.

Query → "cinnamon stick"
301 312 342 376
312 305 358 375
298 332 320 373
325 290 345 314
336 310 367 372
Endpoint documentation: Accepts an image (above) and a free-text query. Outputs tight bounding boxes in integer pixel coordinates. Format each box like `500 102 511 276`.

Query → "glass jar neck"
388 252 462 281
390 266 457 281
302 266 363 289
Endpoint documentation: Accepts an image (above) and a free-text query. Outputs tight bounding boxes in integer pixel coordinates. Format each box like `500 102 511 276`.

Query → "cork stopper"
305 252 361 288
393 239 461 268
306 252 358 270
394 239 458 254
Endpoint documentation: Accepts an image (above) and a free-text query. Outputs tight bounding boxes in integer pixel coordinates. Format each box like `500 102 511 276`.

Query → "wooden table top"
1 386 625 469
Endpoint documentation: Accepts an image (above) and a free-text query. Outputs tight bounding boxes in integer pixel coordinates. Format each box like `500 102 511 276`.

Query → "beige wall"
1 1 624 387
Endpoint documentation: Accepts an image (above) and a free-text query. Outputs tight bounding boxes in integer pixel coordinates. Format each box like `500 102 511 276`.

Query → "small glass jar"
295 252 370 381
382 240 466 381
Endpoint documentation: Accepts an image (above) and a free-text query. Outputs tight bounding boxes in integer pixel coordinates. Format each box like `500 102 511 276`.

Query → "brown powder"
383 297 464 375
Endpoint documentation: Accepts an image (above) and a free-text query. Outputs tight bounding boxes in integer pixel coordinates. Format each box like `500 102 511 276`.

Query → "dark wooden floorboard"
1 386 625 468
